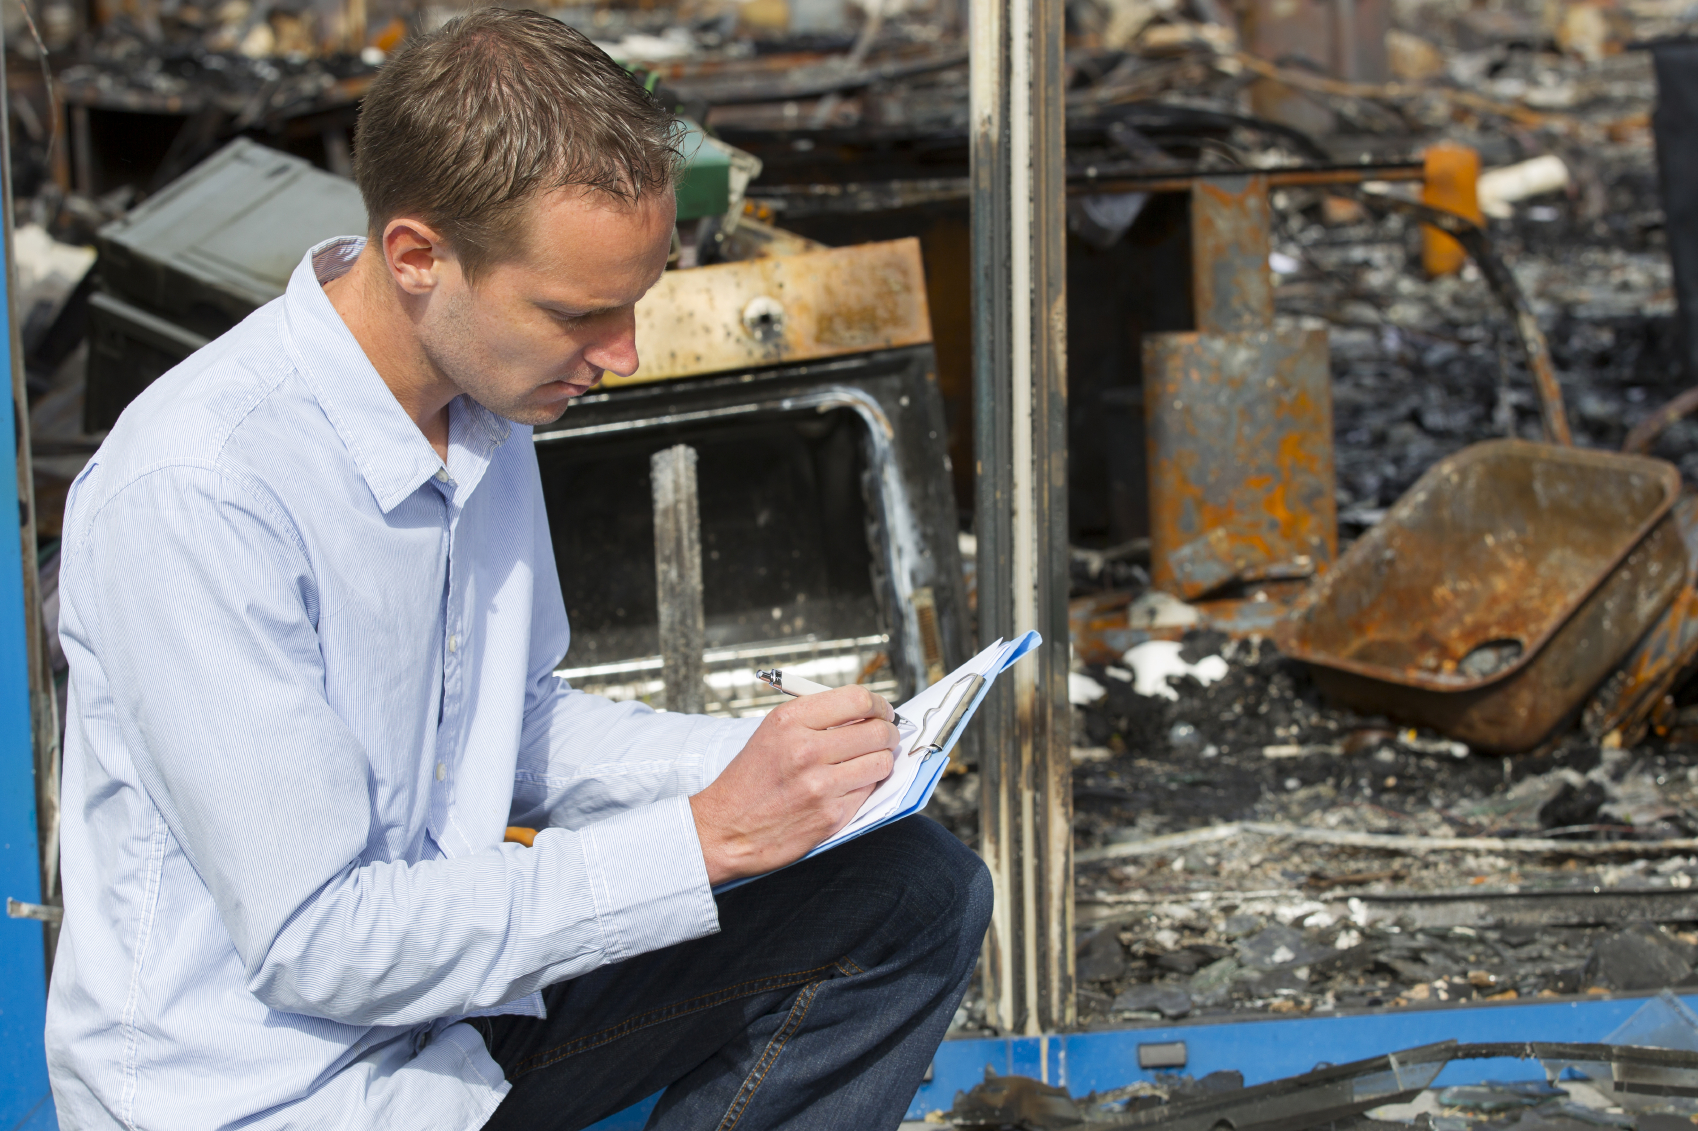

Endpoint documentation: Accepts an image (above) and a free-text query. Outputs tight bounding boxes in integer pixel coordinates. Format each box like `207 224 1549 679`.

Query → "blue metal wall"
0 229 53 1127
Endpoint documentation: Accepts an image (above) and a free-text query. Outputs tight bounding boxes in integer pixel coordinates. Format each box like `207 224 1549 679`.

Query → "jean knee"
906 818 993 946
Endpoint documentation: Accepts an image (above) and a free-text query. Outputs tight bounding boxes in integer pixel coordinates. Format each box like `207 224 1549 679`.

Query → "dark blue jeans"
473 815 992 1131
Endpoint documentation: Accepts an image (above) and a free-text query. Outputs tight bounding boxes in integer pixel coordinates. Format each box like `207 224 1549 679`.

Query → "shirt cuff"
575 796 719 965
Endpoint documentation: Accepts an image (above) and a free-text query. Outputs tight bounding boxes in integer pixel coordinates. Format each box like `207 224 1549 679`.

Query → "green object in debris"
675 120 732 221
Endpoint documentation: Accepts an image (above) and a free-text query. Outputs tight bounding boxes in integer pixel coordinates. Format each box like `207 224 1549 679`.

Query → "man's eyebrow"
538 300 624 318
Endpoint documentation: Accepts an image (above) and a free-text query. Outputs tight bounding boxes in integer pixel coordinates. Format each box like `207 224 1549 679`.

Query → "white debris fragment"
1122 640 1228 700
1477 155 1569 219
1263 743 1344 759
1069 672 1108 705
1126 590 1200 631
1334 928 1363 950
1397 729 1470 759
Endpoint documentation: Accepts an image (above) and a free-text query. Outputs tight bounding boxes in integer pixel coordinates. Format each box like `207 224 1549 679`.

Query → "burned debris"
13 0 1698 1118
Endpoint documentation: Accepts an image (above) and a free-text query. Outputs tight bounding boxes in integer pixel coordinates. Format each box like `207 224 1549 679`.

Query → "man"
44 10 990 1129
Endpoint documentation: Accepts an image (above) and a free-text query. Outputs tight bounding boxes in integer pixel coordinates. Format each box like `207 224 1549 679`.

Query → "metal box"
538 345 968 710
86 138 366 430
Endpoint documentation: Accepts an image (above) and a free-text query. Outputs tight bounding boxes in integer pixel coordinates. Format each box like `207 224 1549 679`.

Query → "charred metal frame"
971 0 1073 1034
533 352 965 704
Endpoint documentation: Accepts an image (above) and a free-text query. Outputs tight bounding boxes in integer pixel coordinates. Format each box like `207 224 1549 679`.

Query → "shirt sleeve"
78 463 724 1028
508 442 760 834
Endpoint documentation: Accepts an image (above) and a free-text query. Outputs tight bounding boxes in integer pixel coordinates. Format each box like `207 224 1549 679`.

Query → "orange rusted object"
1421 142 1484 277
504 827 538 847
1144 327 1337 597
1275 440 1686 753
1143 174 1337 599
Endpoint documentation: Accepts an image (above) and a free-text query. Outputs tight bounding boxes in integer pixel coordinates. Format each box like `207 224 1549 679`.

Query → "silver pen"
755 668 912 728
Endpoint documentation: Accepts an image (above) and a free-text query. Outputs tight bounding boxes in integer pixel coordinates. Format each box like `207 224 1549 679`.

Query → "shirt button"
448 634 458 653
435 468 449 482
436 762 446 782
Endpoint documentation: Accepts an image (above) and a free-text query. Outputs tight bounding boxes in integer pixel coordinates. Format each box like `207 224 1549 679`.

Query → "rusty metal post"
1191 176 1273 334
970 0 1073 1035
651 444 706 715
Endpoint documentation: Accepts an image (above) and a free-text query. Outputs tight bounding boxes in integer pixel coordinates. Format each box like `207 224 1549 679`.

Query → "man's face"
416 186 676 426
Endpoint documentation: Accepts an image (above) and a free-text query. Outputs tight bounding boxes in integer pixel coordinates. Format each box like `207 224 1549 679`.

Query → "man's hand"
690 685 901 886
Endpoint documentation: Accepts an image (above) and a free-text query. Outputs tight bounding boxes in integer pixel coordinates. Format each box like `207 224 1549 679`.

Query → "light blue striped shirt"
46 237 761 1130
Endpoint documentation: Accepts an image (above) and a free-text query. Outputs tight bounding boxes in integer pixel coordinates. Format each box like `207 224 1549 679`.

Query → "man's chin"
471 379 600 427
501 400 573 427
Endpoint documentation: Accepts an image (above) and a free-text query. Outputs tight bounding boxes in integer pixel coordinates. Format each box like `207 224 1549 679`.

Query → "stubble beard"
420 286 579 428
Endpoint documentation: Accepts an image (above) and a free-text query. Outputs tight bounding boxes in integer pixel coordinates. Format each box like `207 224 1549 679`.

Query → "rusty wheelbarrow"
1273 439 1687 753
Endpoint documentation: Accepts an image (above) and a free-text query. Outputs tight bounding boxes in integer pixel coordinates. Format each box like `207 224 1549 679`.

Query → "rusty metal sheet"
618 237 932 386
1275 440 1687 753
1143 326 1336 598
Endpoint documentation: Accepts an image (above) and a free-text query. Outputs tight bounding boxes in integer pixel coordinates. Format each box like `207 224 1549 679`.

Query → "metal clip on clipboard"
915 673 985 761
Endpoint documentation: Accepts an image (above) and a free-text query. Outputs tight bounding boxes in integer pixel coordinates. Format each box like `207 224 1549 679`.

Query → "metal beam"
970 0 1073 1034
651 444 706 715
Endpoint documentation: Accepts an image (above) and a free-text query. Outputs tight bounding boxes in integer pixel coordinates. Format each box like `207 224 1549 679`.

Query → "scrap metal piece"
624 238 932 385
1190 176 1274 334
1144 326 1336 598
1275 439 1686 753
652 445 707 715
1623 387 1698 455
949 1069 1085 1130
1144 175 1336 599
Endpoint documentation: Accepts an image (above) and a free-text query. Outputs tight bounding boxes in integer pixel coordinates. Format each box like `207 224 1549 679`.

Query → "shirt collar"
282 236 511 514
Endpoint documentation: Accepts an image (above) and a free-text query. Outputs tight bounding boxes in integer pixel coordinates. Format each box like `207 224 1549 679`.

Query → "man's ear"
382 218 456 296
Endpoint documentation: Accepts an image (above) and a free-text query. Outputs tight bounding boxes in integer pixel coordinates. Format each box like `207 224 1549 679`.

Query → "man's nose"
583 308 639 379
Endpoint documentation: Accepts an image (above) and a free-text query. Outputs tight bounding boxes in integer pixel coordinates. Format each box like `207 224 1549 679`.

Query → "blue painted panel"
9 1093 55 1131
0 211 52 1128
905 994 1698 1119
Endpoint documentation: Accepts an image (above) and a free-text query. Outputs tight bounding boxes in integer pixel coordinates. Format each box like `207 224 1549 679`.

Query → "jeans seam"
509 961 845 1077
713 976 824 1131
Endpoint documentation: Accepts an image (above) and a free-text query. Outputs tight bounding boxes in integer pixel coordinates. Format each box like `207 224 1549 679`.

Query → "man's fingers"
785 684 894 731
827 746 895 794
812 717 901 764
829 781 881 836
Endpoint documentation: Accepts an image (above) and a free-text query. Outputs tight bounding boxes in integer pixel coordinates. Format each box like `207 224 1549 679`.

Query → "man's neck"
322 245 455 461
